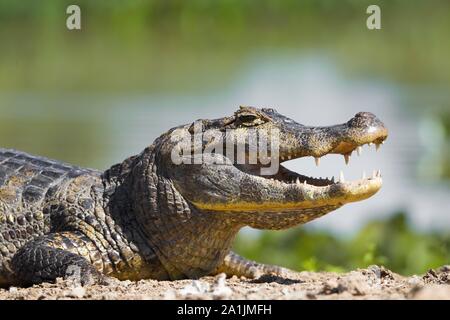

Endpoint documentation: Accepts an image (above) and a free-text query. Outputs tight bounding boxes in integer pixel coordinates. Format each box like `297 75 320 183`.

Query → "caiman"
0 106 387 286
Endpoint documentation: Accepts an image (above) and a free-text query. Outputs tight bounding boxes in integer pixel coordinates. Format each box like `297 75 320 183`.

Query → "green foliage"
234 212 450 275
438 112 450 180
1 0 450 92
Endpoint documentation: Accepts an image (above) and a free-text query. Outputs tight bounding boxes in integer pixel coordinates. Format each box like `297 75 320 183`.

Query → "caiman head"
152 106 388 230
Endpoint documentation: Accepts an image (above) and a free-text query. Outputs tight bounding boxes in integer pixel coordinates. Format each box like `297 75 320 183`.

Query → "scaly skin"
0 106 387 286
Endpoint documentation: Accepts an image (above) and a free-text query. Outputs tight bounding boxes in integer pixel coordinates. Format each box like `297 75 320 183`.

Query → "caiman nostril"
348 112 385 131
355 112 376 119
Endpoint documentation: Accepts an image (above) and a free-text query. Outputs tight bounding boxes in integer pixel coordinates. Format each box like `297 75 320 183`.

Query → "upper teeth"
356 146 362 156
344 153 351 165
314 157 320 166
281 139 384 165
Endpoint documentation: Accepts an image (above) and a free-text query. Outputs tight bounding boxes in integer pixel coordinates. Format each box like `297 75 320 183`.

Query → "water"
1 55 449 234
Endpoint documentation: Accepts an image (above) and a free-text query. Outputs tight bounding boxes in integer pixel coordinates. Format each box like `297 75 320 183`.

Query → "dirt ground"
1 265 449 300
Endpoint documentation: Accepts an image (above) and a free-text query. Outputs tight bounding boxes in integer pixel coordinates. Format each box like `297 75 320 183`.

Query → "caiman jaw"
229 111 389 212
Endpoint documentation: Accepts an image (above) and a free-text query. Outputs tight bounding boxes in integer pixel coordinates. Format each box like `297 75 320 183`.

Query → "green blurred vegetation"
0 0 449 93
416 110 450 183
234 212 450 275
439 113 450 180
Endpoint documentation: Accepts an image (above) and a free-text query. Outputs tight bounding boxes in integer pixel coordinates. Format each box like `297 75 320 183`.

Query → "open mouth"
186 110 389 212
281 138 386 187
236 136 387 191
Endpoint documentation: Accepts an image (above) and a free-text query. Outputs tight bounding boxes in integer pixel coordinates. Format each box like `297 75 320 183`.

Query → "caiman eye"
239 114 258 122
237 113 262 126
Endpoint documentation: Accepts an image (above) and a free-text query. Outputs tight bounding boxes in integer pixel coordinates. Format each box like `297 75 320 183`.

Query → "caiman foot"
213 251 299 280
11 232 108 286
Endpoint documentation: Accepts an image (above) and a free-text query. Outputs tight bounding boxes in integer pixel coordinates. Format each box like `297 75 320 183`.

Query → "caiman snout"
346 112 388 144
278 111 388 160
329 111 388 156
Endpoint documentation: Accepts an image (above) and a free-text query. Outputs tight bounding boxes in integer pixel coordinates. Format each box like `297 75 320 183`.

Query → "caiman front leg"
213 251 297 279
11 231 108 286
